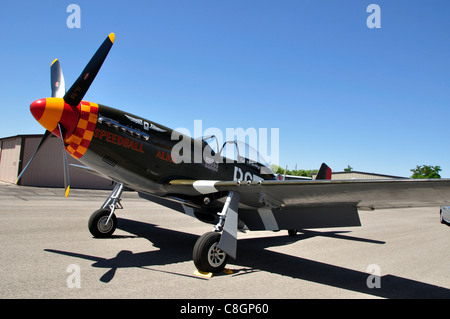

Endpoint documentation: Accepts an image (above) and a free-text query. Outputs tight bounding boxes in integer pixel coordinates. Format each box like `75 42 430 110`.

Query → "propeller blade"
16 130 52 184
64 33 115 107
57 123 70 197
50 59 66 98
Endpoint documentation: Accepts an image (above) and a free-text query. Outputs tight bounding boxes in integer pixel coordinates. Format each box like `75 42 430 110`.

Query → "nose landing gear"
88 182 123 238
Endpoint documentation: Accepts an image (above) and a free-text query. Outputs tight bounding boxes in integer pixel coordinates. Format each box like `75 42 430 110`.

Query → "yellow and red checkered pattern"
65 101 99 159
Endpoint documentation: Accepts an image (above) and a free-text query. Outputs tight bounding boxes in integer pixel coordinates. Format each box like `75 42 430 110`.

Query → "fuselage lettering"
94 128 144 154
233 166 263 182
155 150 175 163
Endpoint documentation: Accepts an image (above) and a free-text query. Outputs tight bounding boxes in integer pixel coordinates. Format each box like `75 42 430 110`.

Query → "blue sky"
1 1 449 177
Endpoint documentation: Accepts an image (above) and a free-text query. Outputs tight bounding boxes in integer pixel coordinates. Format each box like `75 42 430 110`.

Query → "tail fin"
315 163 332 180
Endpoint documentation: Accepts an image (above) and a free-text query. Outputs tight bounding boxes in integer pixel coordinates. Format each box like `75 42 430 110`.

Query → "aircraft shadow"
237 237 450 299
45 217 450 298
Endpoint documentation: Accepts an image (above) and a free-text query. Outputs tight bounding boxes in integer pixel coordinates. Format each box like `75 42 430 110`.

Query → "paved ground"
0 182 449 299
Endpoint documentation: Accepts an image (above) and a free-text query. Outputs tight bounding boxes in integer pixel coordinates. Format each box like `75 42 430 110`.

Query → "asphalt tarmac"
1 182 449 299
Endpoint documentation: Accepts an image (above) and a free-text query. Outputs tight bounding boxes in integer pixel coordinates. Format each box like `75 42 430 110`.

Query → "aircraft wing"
166 178 450 211
165 178 450 230
165 178 450 258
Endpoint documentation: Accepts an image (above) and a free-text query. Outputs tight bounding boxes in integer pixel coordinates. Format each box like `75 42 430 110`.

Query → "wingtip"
108 32 115 44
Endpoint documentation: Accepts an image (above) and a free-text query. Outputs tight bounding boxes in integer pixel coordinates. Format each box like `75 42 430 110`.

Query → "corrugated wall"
0 135 113 190
311 171 406 180
331 172 395 180
0 137 22 183
20 136 64 187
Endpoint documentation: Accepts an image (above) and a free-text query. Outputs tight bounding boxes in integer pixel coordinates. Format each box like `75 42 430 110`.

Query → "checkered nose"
30 98 80 139
30 98 99 159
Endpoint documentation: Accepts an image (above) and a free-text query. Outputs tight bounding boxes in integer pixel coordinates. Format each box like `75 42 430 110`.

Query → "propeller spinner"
17 33 115 197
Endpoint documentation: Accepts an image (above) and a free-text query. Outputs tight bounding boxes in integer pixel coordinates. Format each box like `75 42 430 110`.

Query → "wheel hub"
97 215 114 233
207 242 226 267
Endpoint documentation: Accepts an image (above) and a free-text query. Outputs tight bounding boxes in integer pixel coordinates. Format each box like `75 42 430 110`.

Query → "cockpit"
200 135 274 175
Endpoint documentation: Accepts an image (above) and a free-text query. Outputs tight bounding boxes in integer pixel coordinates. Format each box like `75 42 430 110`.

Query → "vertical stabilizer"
315 163 332 180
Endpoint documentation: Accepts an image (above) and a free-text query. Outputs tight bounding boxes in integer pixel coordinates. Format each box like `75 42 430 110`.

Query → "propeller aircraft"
18 33 450 274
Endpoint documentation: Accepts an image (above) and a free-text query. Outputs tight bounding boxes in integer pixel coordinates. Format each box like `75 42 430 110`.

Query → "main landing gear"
88 182 124 238
193 191 240 274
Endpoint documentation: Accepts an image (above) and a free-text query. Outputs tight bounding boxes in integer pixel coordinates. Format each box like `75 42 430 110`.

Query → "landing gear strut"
88 182 123 238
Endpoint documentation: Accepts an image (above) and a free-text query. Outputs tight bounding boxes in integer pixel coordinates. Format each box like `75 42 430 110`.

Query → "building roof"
312 170 408 180
0 134 46 141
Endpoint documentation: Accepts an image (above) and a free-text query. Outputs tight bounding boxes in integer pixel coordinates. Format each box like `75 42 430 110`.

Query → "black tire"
440 209 449 225
193 232 229 273
288 229 298 236
88 208 117 238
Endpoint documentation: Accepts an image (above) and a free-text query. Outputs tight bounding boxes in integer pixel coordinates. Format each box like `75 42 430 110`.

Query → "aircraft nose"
30 98 80 138
30 98 46 121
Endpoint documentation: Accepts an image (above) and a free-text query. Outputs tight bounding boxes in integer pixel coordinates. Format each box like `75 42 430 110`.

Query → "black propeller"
17 33 115 197
16 57 67 187
64 33 115 107
51 59 66 98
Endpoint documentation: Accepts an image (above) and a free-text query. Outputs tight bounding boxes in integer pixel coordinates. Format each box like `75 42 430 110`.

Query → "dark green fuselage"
80 104 275 198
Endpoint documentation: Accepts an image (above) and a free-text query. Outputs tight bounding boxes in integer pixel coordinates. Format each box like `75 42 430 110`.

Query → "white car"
440 206 450 225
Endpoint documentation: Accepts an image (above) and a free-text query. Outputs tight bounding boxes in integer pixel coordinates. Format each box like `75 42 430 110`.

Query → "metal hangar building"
0 134 113 189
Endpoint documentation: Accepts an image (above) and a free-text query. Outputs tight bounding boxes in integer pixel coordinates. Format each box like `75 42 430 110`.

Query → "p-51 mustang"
18 33 450 273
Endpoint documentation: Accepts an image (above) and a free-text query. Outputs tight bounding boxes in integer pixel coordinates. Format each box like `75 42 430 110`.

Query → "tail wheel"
288 229 298 236
88 208 117 238
193 232 229 273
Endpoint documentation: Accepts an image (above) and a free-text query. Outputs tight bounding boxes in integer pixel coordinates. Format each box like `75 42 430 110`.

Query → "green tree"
410 165 441 179
290 169 318 177
344 165 353 172
271 165 318 178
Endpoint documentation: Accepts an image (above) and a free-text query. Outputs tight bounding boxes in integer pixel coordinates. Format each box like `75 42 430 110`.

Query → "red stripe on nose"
59 102 81 138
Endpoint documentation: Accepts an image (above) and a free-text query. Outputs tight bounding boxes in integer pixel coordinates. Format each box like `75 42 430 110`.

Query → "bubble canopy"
200 135 274 175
